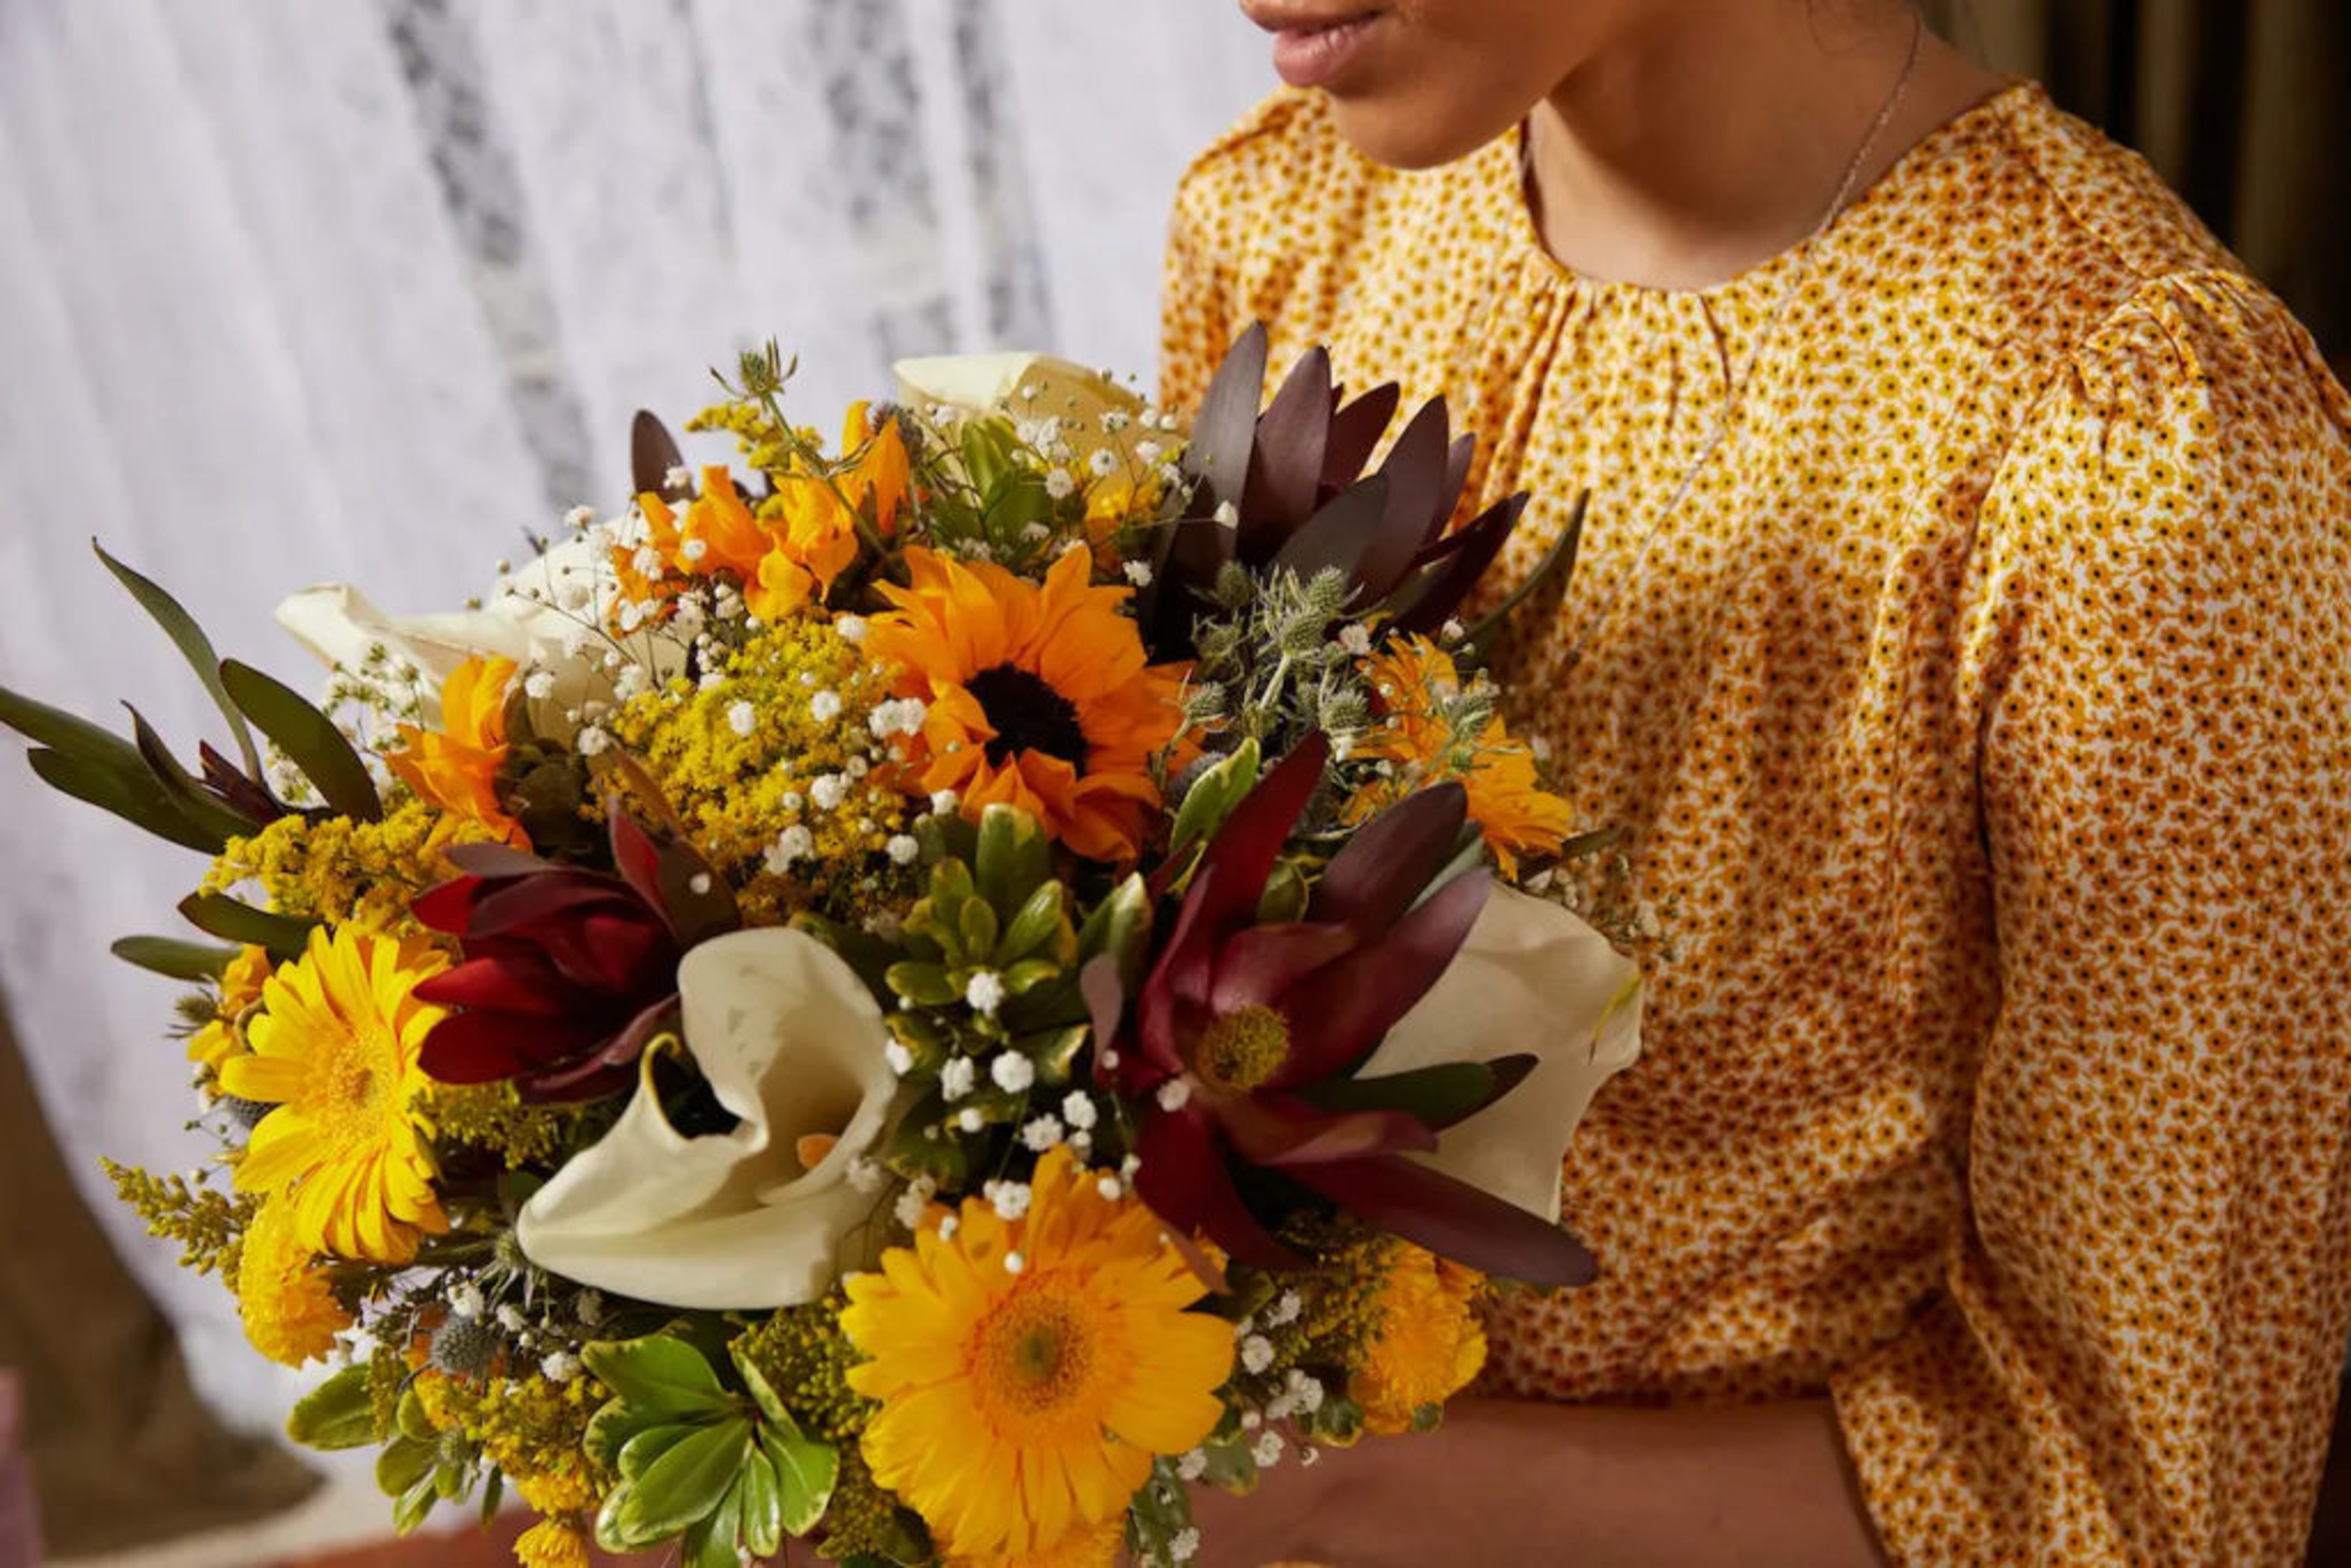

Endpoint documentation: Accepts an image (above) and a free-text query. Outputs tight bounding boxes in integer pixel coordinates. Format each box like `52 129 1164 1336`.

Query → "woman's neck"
1524 6 2008 291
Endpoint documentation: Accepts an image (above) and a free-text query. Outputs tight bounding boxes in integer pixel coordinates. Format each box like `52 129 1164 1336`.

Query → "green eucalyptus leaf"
730 1346 795 1432
997 880 1070 965
92 539 263 777
581 1334 732 1412
973 803 1048 915
686 1479 745 1568
108 934 242 981
125 705 258 844
884 960 959 1008
738 1446 784 1559
619 1423 699 1485
219 659 382 822
28 748 223 853
394 1386 435 1444
1000 956 1062 996
375 1436 436 1498
392 1473 438 1536
177 891 317 959
1013 1024 1092 1083
1168 737 1261 860
585 1397 672 1475
0 685 143 773
956 896 1000 963
1301 1061 1499 1124
1256 860 1310 925
478 1465 504 1528
1075 873 1152 986
284 1364 375 1450
760 1427 839 1537
616 1417 751 1544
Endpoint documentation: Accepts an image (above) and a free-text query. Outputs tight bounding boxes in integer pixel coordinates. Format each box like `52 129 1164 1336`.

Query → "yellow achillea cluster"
412 1081 588 1171
417 1370 604 1563
186 943 272 1073
609 616 915 925
233 1193 350 1367
731 1298 874 1442
100 1159 258 1279
203 798 500 928
1348 1244 1488 1435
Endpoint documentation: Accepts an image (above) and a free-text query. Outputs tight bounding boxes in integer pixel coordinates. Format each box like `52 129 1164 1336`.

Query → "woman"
1163 1 2351 1563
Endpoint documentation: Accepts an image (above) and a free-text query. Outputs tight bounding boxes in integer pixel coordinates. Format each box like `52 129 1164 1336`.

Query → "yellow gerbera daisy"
1352 635 1575 876
841 1147 1233 1561
233 1193 349 1367
1348 1244 1488 1436
864 546 1187 861
951 1518 1124 1568
387 655 525 847
220 925 452 1263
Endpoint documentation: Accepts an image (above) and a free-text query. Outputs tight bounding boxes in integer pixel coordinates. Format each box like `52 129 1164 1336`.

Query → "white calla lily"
516 928 900 1309
275 535 685 732
1361 886 1643 1223
893 351 1147 456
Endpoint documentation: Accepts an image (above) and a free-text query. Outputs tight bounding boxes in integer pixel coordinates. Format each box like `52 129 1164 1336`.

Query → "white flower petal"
1360 887 1643 1223
517 928 898 1308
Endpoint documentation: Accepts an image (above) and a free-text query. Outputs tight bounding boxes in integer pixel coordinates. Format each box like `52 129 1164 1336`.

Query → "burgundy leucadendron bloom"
1089 732 1594 1287
412 812 736 1102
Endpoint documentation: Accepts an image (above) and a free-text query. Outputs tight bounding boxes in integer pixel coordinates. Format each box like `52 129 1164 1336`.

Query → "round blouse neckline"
1497 78 2039 307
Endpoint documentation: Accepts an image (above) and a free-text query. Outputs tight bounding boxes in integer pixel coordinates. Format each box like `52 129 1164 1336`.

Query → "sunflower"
387 655 525 847
219 925 452 1263
233 1193 349 1367
1352 635 1574 876
841 1147 1233 1561
1349 1244 1488 1436
864 546 1187 861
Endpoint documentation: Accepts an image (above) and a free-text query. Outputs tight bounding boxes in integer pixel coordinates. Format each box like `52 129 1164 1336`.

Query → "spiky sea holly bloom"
1092 732 1592 1287
411 814 734 1101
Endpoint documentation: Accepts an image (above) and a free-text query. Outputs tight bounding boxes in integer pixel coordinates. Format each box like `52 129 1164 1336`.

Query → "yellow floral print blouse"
1162 82 2351 1565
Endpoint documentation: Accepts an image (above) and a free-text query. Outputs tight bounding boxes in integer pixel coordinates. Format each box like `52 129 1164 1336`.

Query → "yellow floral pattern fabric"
1163 82 2351 1564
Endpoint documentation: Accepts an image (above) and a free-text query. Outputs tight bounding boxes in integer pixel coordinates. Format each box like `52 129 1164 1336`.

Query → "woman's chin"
1322 89 1517 171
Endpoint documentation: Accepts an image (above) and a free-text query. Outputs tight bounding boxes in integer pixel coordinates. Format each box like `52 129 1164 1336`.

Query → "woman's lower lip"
1269 16 1377 89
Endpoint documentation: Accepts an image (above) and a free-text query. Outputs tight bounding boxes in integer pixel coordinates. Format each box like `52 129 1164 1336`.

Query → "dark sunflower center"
966 663 1089 769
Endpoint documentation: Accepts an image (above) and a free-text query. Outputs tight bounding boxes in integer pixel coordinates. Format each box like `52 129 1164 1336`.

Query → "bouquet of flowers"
1 327 1643 1567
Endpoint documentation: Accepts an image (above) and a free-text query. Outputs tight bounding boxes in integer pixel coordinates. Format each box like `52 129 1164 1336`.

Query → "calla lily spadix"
516 927 901 1310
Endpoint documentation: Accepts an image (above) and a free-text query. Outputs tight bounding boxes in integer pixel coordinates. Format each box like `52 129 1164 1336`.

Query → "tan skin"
1181 2 2011 1564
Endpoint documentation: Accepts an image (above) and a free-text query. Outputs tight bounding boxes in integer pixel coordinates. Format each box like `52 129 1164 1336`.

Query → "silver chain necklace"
1535 13 1926 673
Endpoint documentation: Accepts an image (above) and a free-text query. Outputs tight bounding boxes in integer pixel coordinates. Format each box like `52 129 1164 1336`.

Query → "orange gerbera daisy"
865 546 1186 861
387 656 525 847
631 407 904 623
1352 636 1573 876
841 1148 1232 1562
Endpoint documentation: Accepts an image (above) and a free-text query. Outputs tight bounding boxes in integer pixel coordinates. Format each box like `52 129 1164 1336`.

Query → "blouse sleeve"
1831 272 2351 1564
